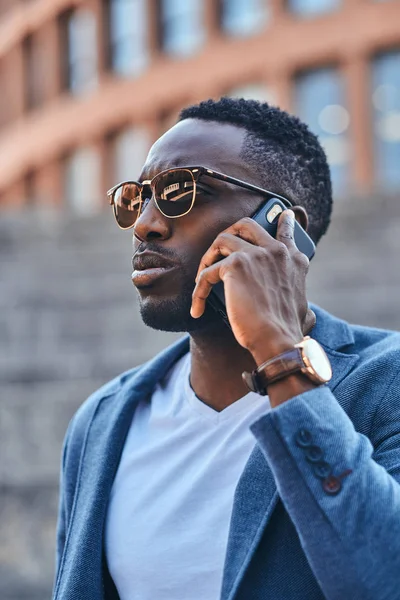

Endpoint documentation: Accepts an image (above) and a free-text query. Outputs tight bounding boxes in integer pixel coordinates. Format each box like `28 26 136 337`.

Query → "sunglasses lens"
113 183 141 229
154 169 195 217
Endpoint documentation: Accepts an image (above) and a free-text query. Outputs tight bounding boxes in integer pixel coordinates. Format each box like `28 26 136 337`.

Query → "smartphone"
207 197 315 326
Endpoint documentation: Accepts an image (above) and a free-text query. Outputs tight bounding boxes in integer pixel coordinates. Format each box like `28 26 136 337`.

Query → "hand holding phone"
206 198 315 326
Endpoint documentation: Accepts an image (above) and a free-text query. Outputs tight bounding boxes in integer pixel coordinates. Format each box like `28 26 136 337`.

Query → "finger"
276 209 297 252
191 262 223 318
222 217 275 247
196 233 250 282
195 217 278 281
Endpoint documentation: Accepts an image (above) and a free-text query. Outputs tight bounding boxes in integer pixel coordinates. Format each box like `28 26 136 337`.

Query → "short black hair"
178 97 332 244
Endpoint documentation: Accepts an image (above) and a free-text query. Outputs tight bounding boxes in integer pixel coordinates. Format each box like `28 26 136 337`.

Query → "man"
53 98 400 600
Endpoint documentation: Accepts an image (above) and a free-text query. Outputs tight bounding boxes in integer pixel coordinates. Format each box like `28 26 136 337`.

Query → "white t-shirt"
105 352 270 600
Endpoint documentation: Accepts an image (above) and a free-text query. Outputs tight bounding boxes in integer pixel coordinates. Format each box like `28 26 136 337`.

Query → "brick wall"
1 191 399 599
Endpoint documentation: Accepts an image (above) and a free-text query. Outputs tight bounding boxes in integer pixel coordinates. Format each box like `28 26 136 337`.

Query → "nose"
133 197 171 243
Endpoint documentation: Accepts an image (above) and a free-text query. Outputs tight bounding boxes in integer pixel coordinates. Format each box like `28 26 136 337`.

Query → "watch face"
303 339 332 382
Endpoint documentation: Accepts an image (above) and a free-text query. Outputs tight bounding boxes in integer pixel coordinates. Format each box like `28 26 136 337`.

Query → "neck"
189 323 257 412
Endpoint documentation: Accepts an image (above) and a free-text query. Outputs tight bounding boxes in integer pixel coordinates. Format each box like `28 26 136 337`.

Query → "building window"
25 171 37 206
112 127 151 183
287 0 340 17
372 50 400 189
160 0 204 57
294 67 350 195
64 147 101 214
221 0 269 37
23 34 45 109
228 82 276 104
62 9 98 95
109 0 149 76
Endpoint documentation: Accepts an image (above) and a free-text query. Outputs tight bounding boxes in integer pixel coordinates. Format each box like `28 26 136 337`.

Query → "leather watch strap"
242 347 304 396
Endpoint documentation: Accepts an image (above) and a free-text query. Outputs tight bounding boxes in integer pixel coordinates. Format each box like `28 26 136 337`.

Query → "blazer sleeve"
250 370 400 600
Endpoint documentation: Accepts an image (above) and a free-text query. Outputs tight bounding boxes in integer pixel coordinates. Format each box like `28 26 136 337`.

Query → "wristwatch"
242 336 332 396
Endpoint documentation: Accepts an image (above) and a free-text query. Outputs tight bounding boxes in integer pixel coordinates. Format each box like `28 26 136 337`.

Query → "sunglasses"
107 166 293 230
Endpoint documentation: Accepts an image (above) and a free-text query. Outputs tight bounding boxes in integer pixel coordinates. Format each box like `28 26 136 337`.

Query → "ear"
292 205 308 231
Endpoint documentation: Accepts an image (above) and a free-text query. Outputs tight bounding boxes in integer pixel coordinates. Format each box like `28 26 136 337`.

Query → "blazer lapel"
220 305 359 600
221 445 279 600
55 338 189 600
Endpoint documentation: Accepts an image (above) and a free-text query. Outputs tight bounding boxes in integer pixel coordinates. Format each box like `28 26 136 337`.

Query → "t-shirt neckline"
181 353 268 424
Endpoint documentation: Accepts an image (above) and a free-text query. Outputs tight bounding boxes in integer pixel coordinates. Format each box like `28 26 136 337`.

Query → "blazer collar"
309 303 358 392
310 303 355 352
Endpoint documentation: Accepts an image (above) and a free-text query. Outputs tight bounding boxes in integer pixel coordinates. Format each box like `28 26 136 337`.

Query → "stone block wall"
0 211 181 599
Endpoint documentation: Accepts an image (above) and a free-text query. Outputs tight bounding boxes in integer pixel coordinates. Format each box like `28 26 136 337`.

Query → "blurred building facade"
0 0 399 209
1 1 400 600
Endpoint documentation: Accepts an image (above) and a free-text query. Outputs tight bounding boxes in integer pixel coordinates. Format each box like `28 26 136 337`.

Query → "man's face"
132 118 267 333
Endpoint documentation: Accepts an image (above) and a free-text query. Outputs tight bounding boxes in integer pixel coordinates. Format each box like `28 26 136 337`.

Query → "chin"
138 293 220 333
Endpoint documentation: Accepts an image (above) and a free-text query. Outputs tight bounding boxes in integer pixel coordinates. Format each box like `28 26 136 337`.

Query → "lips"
132 252 177 287
132 252 175 271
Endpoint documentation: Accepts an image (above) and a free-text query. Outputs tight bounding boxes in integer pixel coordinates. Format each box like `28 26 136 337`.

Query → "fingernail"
287 209 295 220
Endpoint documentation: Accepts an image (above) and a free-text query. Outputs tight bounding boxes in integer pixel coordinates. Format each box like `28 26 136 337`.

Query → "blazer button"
305 445 324 463
313 461 332 479
322 475 342 495
295 429 313 448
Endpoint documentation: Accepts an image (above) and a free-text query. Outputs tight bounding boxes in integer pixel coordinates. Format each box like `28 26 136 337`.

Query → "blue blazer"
53 305 400 600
